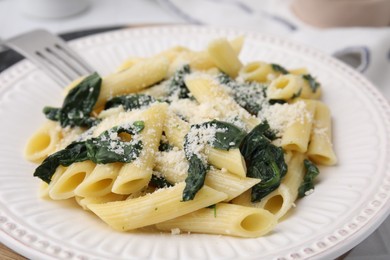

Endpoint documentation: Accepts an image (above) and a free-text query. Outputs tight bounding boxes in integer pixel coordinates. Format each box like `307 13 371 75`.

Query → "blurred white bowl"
291 0 390 27
17 0 89 19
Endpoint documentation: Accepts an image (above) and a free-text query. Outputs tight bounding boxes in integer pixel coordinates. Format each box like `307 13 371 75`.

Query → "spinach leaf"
34 121 144 183
182 155 208 201
43 107 60 121
240 122 288 202
217 73 267 115
168 64 191 99
271 63 289 75
268 99 287 105
217 72 232 85
159 140 173 152
291 88 302 99
150 173 173 188
43 72 102 128
302 74 320 93
182 120 246 201
298 159 320 198
104 94 155 111
207 120 246 150
34 142 88 183
85 122 144 164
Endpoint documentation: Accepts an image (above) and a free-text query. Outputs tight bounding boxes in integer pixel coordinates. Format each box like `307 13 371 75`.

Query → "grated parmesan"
258 100 312 134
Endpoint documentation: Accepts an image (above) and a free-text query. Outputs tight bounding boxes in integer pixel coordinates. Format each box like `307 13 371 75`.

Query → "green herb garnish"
104 94 155 111
150 174 173 188
298 159 320 198
271 63 289 74
34 121 144 183
302 74 320 93
168 64 191 99
43 72 102 128
182 120 246 201
240 121 288 202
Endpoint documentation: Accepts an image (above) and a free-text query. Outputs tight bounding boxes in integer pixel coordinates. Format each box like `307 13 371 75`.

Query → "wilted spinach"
150 173 173 188
85 122 144 164
168 64 191 99
182 120 246 201
182 154 209 201
104 94 155 111
43 72 102 128
298 159 320 198
217 73 267 115
271 63 289 75
33 142 88 183
240 121 288 202
302 74 321 93
34 121 144 183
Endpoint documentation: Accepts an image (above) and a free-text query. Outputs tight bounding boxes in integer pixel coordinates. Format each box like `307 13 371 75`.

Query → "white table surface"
0 0 389 259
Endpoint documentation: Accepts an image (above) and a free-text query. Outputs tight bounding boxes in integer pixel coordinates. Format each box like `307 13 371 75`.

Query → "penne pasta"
307 101 337 165
49 161 96 200
26 36 336 238
88 183 227 231
207 38 242 78
96 56 169 108
156 203 277 238
24 120 62 163
112 103 167 194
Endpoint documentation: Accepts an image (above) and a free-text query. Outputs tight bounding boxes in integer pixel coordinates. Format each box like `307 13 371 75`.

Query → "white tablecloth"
1 0 389 259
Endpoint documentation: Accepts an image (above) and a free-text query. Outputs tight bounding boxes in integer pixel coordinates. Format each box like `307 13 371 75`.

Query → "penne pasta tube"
49 161 96 200
233 152 306 220
38 166 66 198
207 38 243 78
205 170 259 201
154 151 257 201
95 56 169 108
239 61 276 83
88 183 228 231
185 74 260 130
155 203 277 238
24 120 62 163
163 112 247 177
229 35 245 55
281 99 316 153
163 111 190 149
169 50 215 75
112 103 167 194
75 163 122 197
76 193 126 211
115 57 145 72
206 148 246 178
267 74 305 100
307 101 337 165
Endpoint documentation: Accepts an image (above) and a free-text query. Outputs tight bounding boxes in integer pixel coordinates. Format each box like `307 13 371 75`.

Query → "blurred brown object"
291 0 390 27
0 243 26 260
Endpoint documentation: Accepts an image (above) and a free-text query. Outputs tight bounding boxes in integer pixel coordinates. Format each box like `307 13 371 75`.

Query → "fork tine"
34 54 72 86
36 48 80 83
54 42 94 75
3 29 94 87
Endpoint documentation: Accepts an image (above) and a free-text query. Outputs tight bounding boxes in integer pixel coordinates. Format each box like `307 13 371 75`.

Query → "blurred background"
0 0 389 259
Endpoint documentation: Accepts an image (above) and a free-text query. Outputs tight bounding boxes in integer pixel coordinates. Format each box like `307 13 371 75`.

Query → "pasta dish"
24 37 337 238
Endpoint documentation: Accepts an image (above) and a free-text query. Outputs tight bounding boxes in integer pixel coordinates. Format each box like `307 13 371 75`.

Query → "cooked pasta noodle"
25 36 336 237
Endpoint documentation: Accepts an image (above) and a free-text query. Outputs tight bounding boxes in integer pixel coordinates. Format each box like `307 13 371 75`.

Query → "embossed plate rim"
0 26 390 260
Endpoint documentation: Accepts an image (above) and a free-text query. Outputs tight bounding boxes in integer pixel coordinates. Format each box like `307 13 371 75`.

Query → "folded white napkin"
158 0 390 100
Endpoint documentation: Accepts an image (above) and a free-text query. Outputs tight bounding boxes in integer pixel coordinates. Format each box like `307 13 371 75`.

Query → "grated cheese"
259 100 311 134
184 123 219 163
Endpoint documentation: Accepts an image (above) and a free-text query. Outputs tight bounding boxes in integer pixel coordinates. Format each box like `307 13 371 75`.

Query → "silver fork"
2 29 94 86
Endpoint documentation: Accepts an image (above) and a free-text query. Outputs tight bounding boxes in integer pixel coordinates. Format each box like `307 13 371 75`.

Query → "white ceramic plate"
0 26 390 260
